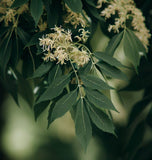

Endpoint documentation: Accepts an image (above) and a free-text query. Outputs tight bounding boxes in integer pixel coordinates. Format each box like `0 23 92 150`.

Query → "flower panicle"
0 0 28 26
39 26 90 66
64 5 89 29
97 0 151 50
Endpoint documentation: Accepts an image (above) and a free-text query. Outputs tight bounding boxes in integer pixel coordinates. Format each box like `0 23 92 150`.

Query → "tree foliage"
0 0 151 151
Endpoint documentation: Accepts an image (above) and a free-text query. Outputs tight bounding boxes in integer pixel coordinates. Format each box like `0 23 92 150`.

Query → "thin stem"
69 59 84 99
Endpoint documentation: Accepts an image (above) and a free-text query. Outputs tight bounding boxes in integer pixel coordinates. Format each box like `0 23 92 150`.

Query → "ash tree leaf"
105 31 123 56
63 0 82 13
15 71 34 107
17 27 30 45
79 61 92 75
75 99 92 150
0 33 12 77
43 0 61 27
25 32 46 47
86 89 117 112
122 29 145 70
126 121 145 160
32 62 52 78
34 101 50 121
48 64 62 84
49 89 78 123
96 62 128 81
126 29 146 54
47 102 56 128
30 0 43 26
10 32 22 68
85 4 104 21
36 74 71 103
85 0 97 7
11 0 29 8
80 74 112 90
128 96 152 126
94 52 125 68
86 100 115 134
146 106 152 128
1 75 19 106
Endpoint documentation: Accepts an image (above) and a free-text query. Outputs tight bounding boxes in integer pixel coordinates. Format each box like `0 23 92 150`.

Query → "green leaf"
128 96 152 126
126 29 146 54
11 0 29 8
94 52 125 68
132 142 152 160
85 0 97 7
96 62 128 81
122 29 144 70
30 0 43 26
37 74 71 103
10 31 22 68
49 90 78 123
79 61 92 75
17 27 30 45
86 90 117 111
25 32 45 47
48 64 62 84
86 100 115 134
85 4 104 21
80 74 112 90
15 71 34 107
0 33 12 77
47 102 55 128
34 101 50 120
146 105 152 128
126 121 145 159
105 31 123 56
43 0 61 27
75 99 92 150
32 62 52 78
122 75 152 91
63 0 83 13
1 74 19 106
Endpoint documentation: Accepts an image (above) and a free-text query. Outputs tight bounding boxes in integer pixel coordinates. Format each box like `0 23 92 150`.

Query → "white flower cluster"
0 0 28 26
98 0 151 49
39 26 90 66
64 5 89 29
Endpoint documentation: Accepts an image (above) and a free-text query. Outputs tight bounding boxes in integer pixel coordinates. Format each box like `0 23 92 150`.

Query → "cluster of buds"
0 0 28 26
98 0 151 49
39 26 90 66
